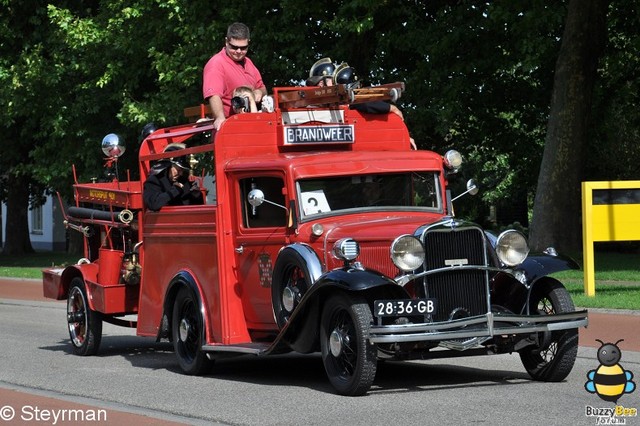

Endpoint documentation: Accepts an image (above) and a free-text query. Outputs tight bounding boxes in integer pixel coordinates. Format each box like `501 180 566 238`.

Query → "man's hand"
389 105 404 121
213 116 226 130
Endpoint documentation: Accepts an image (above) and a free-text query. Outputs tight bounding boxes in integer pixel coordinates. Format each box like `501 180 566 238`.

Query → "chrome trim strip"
396 264 508 286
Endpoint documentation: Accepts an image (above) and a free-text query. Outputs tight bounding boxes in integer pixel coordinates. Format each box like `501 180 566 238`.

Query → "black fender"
276 266 406 354
517 252 579 284
491 252 578 316
161 271 206 342
312 267 401 293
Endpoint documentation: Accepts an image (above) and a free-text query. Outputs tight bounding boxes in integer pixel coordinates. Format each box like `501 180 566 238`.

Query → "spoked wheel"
272 250 314 328
172 287 214 375
519 279 578 382
320 292 377 396
67 277 102 356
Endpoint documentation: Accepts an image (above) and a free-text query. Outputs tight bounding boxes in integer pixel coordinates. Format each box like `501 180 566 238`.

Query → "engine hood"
307 212 442 276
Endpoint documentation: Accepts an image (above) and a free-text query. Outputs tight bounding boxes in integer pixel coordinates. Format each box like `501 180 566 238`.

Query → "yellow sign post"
581 180 640 296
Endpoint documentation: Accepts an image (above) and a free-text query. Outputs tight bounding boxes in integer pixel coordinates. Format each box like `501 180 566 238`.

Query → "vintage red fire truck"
43 83 588 396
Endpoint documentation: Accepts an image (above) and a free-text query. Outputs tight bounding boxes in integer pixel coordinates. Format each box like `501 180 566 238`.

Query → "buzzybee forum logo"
584 339 637 424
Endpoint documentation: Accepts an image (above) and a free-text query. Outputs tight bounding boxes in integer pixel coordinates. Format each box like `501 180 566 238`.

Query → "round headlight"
333 238 360 262
391 235 425 271
495 230 529 266
444 150 462 171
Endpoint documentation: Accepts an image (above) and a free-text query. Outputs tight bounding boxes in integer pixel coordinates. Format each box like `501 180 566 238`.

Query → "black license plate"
374 299 437 317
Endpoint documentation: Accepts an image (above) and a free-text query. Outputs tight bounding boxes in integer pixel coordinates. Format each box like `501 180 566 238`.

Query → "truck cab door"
233 174 290 331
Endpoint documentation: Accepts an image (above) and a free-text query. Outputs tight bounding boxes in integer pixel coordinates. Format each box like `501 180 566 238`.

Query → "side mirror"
467 179 479 196
248 189 265 207
247 188 287 211
451 179 480 202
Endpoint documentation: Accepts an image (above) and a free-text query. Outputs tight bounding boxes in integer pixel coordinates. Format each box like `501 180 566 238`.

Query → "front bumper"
369 310 588 345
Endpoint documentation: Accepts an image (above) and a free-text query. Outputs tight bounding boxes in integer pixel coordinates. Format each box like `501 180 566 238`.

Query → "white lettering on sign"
284 125 355 144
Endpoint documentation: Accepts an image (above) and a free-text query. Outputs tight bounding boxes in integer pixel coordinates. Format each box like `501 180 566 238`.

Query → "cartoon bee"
585 339 636 403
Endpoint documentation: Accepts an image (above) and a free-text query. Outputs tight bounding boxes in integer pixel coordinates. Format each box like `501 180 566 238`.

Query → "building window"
31 205 43 235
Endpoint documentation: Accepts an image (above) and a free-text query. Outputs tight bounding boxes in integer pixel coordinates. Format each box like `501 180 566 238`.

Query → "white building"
1 196 66 251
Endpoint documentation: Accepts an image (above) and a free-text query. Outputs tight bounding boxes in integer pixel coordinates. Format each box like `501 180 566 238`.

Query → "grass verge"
0 252 80 279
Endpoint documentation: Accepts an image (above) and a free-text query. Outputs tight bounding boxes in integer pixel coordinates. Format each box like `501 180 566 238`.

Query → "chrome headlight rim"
390 234 425 272
495 230 529 267
443 149 462 172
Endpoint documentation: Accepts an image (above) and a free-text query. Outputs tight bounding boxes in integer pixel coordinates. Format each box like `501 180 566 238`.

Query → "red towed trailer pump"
43 82 587 396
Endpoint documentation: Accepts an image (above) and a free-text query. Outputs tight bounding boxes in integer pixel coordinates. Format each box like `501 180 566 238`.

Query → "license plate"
374 299 437 317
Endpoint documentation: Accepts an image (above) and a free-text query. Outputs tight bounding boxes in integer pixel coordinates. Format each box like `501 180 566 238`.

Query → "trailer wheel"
172 287 213 375
519 279 578 382
320 292 377 396
272 250 313 328
67 277 102 356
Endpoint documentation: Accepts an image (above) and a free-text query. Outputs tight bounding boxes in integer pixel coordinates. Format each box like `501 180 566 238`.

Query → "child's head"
233 86 255 98
231 86 258 114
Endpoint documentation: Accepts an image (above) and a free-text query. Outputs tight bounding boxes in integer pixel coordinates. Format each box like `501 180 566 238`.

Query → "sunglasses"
227 41 249 51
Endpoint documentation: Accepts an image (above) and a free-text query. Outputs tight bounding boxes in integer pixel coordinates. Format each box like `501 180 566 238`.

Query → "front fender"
278 266 405 354
517 253 579 284
312 266 400 293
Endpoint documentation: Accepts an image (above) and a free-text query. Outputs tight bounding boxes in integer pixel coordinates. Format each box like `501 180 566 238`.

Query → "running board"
202 342 271 355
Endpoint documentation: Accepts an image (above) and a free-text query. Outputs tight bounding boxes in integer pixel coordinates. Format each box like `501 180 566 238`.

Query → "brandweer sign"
284 125 354 144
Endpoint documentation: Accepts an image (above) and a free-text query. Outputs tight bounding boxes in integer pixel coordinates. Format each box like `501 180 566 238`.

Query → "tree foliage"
1 0 638 253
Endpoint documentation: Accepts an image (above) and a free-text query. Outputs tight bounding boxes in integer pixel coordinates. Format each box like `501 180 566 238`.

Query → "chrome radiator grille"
422 227 488 322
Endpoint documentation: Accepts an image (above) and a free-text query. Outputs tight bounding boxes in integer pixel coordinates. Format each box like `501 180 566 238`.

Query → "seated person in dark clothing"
143 143 204 211
306 58 416 149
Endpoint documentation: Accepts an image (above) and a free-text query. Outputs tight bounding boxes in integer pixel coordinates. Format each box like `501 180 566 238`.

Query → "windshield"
298 172 441 219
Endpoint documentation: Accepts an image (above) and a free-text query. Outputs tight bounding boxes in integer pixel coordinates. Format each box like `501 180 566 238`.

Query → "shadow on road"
41 336 535 395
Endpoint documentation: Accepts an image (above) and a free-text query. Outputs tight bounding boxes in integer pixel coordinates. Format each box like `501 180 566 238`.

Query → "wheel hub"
329 328 343 357
179 318 190 343
282 286 296 312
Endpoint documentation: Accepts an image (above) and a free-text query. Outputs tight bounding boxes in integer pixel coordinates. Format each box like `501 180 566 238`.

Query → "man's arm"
208 95 226 130
143 176 182 211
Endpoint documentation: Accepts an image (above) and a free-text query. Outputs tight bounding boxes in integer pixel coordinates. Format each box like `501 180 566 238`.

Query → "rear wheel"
320 292 377 396
519 279 578 381
172 287 214 375
67 277 102 356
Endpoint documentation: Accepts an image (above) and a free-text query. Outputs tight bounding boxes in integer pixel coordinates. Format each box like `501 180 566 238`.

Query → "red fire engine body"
43 83 588 396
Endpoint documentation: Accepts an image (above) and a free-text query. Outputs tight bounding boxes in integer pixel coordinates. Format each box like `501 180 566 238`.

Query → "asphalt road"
0 292 638 425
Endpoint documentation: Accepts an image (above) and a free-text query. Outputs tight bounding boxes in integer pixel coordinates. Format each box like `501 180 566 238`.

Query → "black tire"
320 292 377 396
271 250 313 328
172 287 214 375
67 277 102 356
519 279 578 382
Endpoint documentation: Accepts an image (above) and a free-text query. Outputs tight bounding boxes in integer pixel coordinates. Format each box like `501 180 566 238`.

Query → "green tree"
2 0 637 256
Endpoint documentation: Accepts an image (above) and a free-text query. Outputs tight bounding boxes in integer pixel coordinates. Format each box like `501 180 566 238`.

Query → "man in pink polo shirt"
202 22 267 130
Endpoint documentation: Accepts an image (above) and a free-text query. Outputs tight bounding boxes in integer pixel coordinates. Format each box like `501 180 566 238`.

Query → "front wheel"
519 279 578 382
172 287 214 375
67 277 102 356
320 292 377 396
